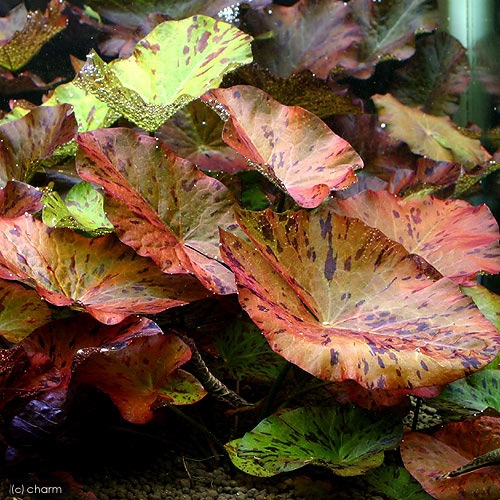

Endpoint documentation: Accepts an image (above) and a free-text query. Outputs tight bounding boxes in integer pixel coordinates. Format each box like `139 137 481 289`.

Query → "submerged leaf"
220 208 500 391
75 16 253 131
0 181 43 218
203 86 363 208
0 67 62 94
226 406 403 477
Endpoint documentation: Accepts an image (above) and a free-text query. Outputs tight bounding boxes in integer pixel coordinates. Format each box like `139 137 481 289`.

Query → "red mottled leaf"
76 333 206 423
0 180 43 217
244 0 361 78
0 67 62 94
76 128 238 295
220 208 500 391
401 417 500 499
0 279 51 343
203 86 363 208
0 215 209 324
332 191 500 283
0 104 77 188
155 99 249 174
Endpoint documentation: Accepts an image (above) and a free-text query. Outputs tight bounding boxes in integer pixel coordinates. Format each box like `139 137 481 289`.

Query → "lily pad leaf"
203 86 363 208
0 104 77 188
0 215 209 324
401 417 500 500
390 32 471 116
226 406 403 477
244 0 361 78
76 333 207 423
0 279 52 343
0 180 43 218
76 128 238 295
42 181 114 237
0 0 68 71
372 94 491 167
75 16 253 131
350 0 439 79
332 190 500 283
220 208 500 391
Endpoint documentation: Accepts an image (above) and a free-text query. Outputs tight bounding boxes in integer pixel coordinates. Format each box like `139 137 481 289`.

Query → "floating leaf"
332 191 500 283
350 0 439 79
372 94 491 167
0 180 43 218
220 208 500 391
0 0 68 71
0 279 51 343
245 0 361 78
0 215 209 324
155 99 248 174
364 465 434 500
42 181 114 236
203 86 363 208
76 128 238 295
401 417 500 499
390 32 471 116
76 333 206 423
75 16 253 131
226 406 403 477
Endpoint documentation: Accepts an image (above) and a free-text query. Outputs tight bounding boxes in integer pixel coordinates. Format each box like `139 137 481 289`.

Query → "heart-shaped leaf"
244 0 361 79
0 215 209 324
75 333 207 423
75 16 253 131
226 406 403 477
401 417 500 500
220 207 500 391
42 181 114 236
0 279 51 343
203 86 363 208
76 128 238 295
372 94 491 167
332 190 500 283
0 180 43 218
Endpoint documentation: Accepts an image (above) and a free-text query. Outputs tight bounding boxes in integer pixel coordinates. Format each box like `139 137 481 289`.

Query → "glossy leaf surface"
76 128 238 294
75 16 253 131
220 208 500 390
204 86 362 208
226 406 403 477
0 181 43 218
333 190 500 282
0 215 209 324
402 417 500 500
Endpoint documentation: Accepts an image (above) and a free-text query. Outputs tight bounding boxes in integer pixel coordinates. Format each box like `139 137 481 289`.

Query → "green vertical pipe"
439 0 496 128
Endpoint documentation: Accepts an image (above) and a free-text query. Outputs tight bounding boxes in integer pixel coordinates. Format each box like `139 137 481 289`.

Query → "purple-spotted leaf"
372 94 491 168
0 180 43 218
220 208 500 391
226 406 403 477
76 128 238 295
75 16 253 131
0 104 77 188
390 32 471 116
0 0 68 71
75 333 206 423
401 417 500 500
0 279 51 343
349 0 439 79
332 191 500 283
203 86 363 208
155 99 249 174
244 0 361 79
0 215 209 324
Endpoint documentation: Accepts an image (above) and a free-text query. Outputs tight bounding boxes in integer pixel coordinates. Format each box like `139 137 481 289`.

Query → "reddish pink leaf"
76 333 207 423
332 191 500 283
0 180 43 217
0 215 209 324
76 128 238 295
203 86 363 208
402 417 500 499
220 208 500 391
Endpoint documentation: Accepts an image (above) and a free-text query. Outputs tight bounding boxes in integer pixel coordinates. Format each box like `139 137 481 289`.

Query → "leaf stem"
411 397 422 431
259 361 292 420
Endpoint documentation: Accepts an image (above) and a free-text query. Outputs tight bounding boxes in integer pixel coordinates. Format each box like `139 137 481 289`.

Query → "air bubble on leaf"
380 123 387 129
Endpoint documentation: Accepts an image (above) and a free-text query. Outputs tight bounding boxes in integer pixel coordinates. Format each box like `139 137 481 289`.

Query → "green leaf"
42 181 113 237
75 16 253 131
225 406 403 477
